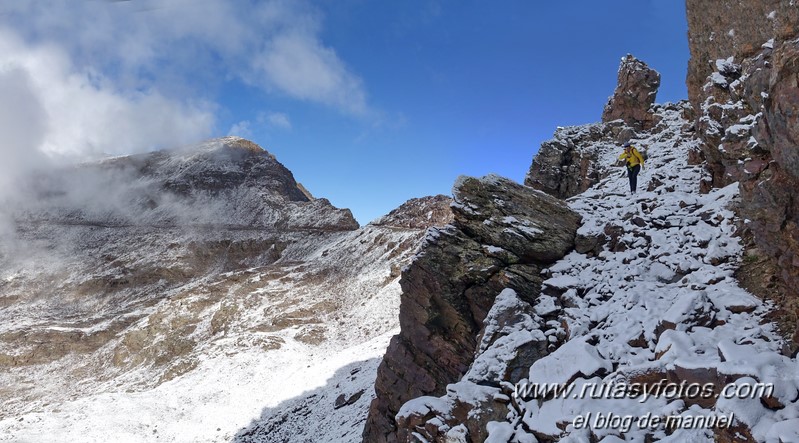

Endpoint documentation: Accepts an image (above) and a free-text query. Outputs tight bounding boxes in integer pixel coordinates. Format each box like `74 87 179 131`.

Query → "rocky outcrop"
525 102 695 200
524 124 605 199
371 195 453 229
524 122 620 199
362 174 581 442
686 2 799 347
601 54 661 129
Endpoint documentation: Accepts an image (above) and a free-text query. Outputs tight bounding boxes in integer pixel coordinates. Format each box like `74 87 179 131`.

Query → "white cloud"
228 112 290 139
262 112 292 130
0 0 374 210
0 0 378 241
253 32 369 115
0 0 371 120
0 28 214 166
228 120 253 138
0 64 49 190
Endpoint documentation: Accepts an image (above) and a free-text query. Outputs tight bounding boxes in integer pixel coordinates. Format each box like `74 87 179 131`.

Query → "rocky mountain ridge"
363 17 799 438
369 94 798 442
524 56 686 200
17 136 358 231
3 2 799 441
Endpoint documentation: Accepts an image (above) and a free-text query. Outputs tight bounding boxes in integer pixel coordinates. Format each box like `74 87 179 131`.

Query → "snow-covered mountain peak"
164 136 277 166
10 136 355 230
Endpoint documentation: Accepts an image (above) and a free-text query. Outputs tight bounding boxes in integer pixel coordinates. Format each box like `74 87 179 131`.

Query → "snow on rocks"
397 380 510 443
365 176 581 442
656 291 718 336
385 106 799 442
491 106 798 443
528 336 612 386
452 174 582 263
466 289 549 384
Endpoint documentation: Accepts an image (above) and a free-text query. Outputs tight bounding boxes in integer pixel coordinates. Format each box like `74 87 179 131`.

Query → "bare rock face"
362 174 581 443
601 54 661 129
685 0 799 108
394 288 550 442
686 2 799 345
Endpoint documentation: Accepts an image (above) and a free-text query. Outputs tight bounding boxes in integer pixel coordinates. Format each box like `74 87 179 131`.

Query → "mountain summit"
17 136 358 231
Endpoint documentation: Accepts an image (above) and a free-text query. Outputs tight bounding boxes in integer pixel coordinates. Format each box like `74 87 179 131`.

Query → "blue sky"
0 0 689 224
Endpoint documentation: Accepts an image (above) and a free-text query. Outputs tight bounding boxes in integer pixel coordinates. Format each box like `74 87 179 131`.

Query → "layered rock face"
601 54 661 129
523 123 608 199
685 2 799 343
362 175 581 442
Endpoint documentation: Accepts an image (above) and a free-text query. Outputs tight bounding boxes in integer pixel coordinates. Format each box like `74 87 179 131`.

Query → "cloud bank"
0 0 370 165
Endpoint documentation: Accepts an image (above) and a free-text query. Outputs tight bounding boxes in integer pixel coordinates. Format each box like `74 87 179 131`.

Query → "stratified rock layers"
363 175 581 442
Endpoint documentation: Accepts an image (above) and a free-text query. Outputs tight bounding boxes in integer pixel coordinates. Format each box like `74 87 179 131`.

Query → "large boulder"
362 175 581 442
452 175 583 262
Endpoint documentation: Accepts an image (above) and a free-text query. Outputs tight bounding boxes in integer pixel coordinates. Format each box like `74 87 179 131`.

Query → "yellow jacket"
619 147 645 168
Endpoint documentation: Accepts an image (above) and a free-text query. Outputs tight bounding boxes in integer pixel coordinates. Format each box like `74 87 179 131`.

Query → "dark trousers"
627 164 641 193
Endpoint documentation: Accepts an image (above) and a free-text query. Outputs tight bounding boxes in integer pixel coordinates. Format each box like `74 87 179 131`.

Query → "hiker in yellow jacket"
619 142 645 194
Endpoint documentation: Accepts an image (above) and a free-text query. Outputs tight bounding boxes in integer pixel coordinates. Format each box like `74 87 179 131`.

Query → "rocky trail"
384 105 799 442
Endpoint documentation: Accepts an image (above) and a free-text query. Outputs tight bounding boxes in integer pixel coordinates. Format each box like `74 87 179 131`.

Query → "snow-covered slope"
395 105 799 442
0 139 449 442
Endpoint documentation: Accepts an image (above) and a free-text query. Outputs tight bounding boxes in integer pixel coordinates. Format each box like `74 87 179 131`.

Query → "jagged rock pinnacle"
601 54 661 129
